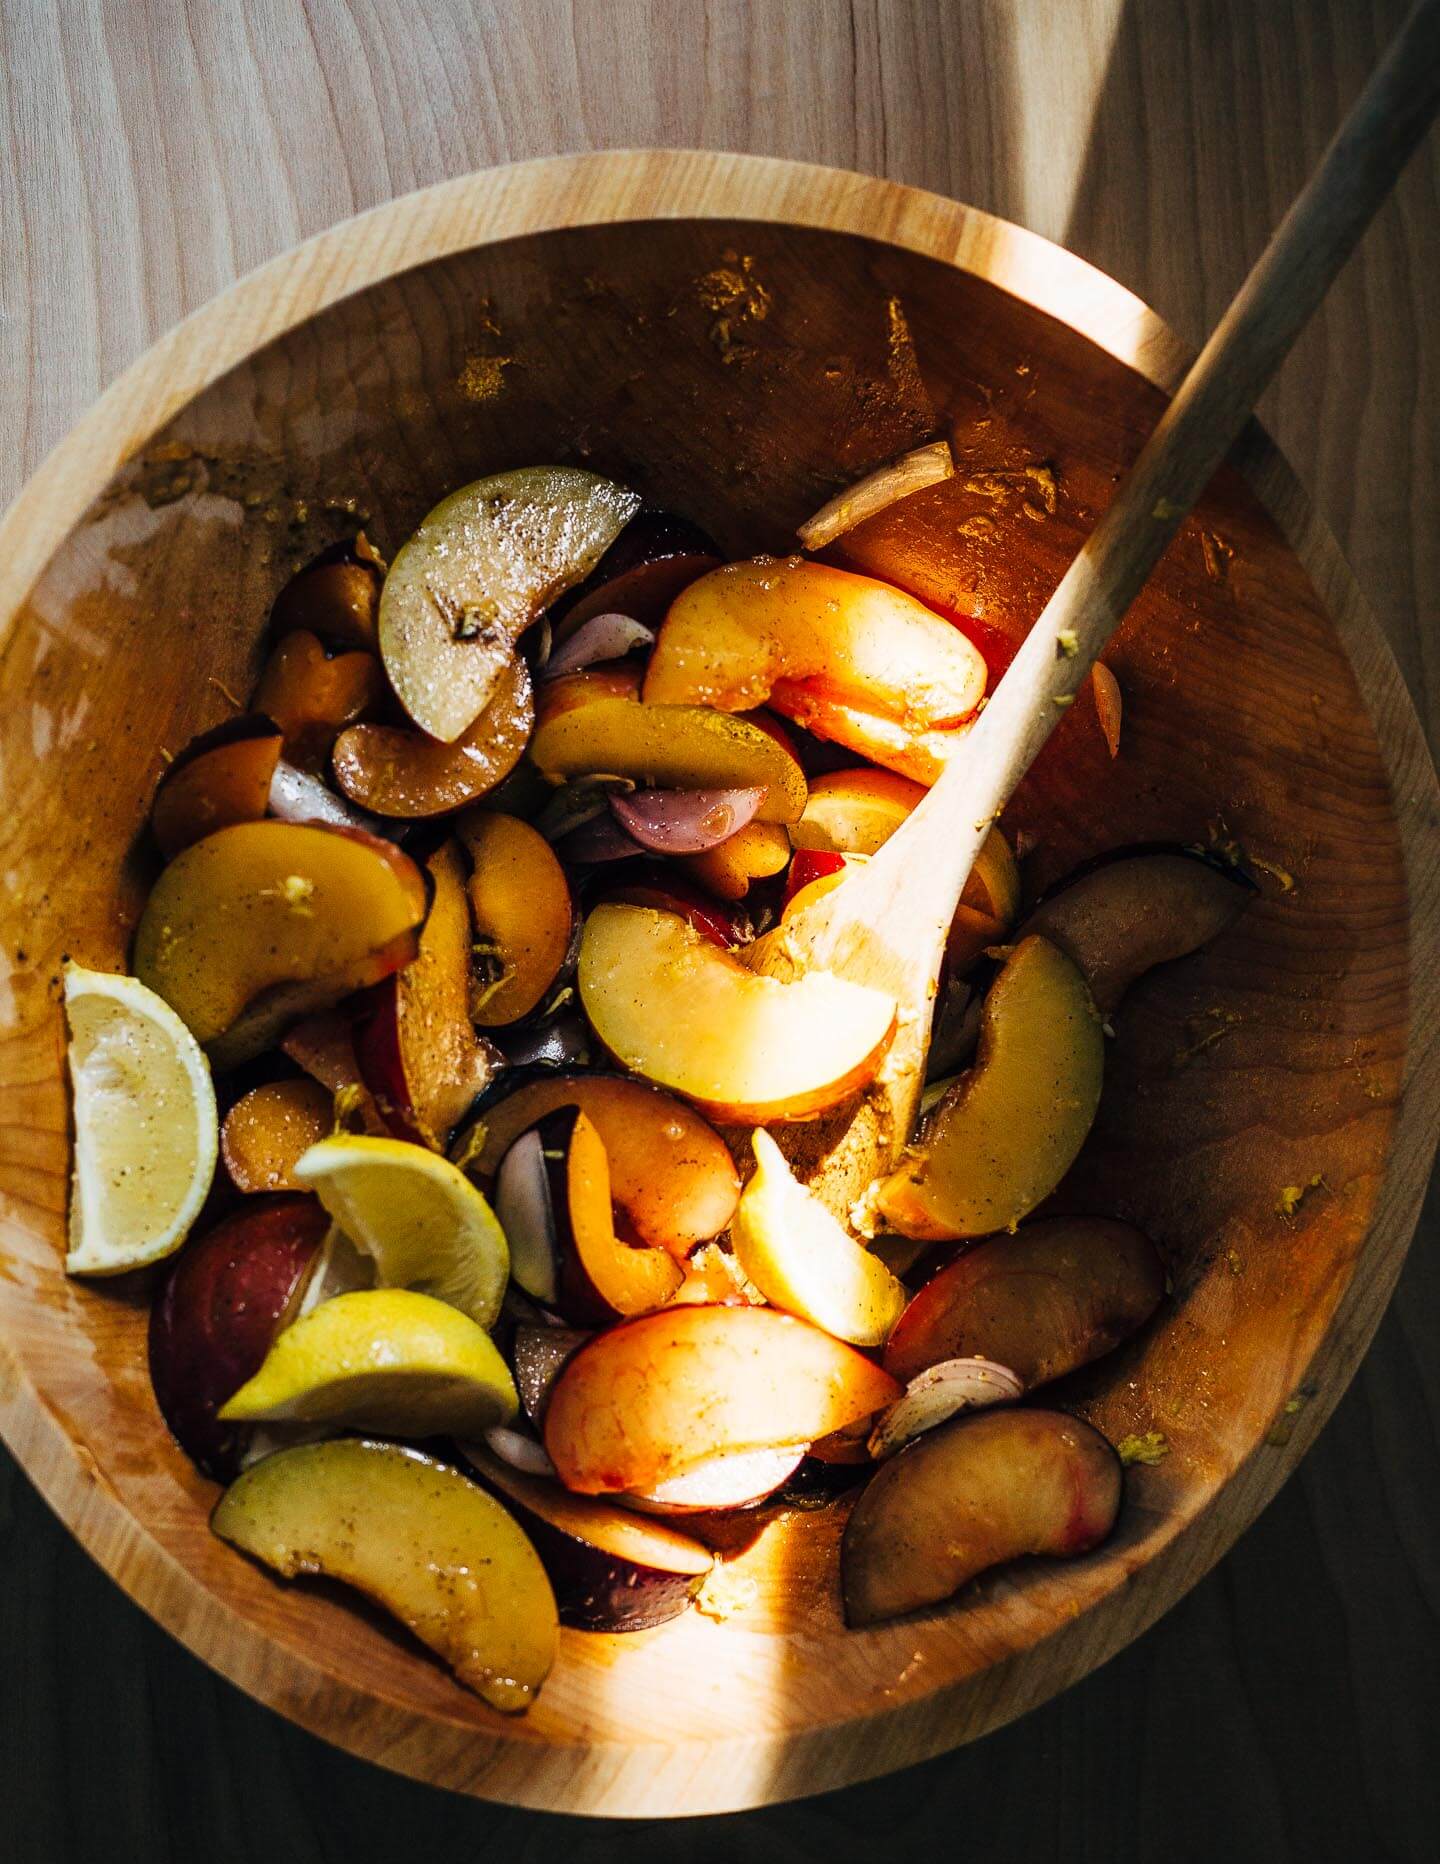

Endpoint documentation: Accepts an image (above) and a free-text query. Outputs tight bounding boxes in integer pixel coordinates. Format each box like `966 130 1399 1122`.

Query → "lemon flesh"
293 1134 509 1329
218 1288 518 1436
64 964 218 1275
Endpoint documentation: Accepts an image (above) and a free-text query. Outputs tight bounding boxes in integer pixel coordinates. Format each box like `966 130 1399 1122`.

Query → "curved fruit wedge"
461 1441 712 1631
133 821 429 1069
253 629 384 772
281 1011 386 1134
151 715 284 858
218 1287 517 1435
884 1217 1166 1387
461 1071 739 1255
543 1304 902 1494
148 1195 328 1476
679 820 791 901
212 1437 557 1712
876 936 1104 1241
624 1444 806 1514
946 828 1022 971
270 537 384 651
380 467 639 742
579 904 896 1124
841 1408 1122 1626
602 871 742 946
222 1078 334 1193
1016 845 1255 1014
551 508 721 638
333 653 534 818
644 558 987 731
529 669 807 822
770 686 974 786
294 1134 509 1329
540 1108 684 1322
790 766 926 855
461 811 573 1026
354 839 499 1144
64 965 218 1275
731 1129 906 1347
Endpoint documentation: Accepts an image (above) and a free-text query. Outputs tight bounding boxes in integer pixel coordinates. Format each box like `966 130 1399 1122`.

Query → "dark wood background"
2 3 1436 1858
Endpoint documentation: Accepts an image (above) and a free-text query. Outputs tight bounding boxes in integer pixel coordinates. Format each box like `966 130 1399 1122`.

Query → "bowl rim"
1 147 1436 1817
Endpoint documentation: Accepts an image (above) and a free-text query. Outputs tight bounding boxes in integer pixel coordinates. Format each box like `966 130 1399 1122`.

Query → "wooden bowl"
0 151 1435 1817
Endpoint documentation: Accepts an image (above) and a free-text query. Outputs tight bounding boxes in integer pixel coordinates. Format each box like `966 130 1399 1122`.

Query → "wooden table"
2 3 1435 1857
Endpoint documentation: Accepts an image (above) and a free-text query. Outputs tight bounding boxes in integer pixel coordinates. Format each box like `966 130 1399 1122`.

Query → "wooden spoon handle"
864 0 1440 936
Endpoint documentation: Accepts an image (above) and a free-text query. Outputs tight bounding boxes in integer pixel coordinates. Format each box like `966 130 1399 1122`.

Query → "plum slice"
679 820 792 902
645 559 986 731
540 1108 684 1324
148 1195 329 1477
353 839 499 1146
270 536 384 651
493 1111 685 1323
1016 845 1255 1014
884 1217 1166 1387
458 1072 740 1256
460 810 573 1026
549 508 721 639
379 467 639 742
252 629 384 772
151 715 284 857
543 1305 901 1495
212 1438 558 1711
529 667 808 822
578 903 896 1125
841 1408 1122 1626
875 935 1103 1240
221 1078 334 1193
133 820 429 1069
333 653 534 819
461 1441 712 1632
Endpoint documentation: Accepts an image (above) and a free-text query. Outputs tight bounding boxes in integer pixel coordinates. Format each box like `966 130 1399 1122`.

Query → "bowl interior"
0 215 1408 1798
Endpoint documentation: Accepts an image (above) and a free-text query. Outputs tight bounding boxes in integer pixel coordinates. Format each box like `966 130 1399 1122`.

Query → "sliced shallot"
493 1130 560 1305
477 1424 557 1478
269 760 391 836
609 786 765 855
542 612 656 678
867 1356 1024 1460
797 440 955 551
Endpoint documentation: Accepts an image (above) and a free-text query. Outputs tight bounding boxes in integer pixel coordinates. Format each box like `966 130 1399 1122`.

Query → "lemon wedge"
63 963 218 1275
293 1134 509 1329
218 1288 518 1435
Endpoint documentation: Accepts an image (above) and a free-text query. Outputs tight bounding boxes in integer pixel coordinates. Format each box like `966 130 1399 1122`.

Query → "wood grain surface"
1 3 1436 1860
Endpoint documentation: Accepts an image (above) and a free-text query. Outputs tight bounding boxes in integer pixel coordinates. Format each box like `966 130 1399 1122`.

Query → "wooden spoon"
751 0 1440 1226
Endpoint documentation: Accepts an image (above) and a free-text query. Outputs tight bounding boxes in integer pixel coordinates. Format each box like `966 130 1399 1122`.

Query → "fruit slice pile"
59 460 1254 1708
